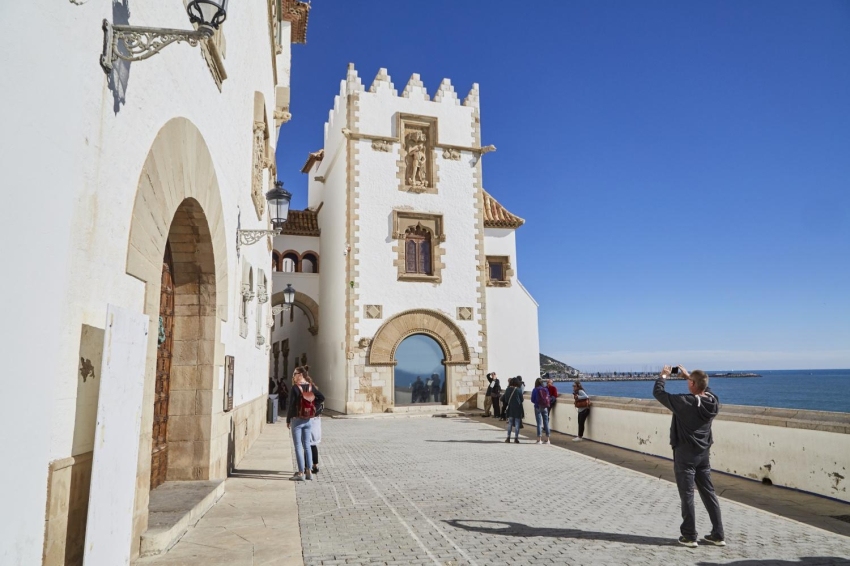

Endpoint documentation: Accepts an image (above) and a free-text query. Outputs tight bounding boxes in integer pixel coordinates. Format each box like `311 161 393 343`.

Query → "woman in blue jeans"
501 377 525 443
531 377 551 444
286 365 325 481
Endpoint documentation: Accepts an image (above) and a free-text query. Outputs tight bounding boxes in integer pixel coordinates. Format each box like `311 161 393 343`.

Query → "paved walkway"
298 415 850 565
138 413 850 565
137 423 303 566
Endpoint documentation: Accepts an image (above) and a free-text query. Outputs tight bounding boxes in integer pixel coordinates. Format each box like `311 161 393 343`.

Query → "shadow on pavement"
425 439 508 444
444 519 675 546
697 559 850 566
229 468 288 480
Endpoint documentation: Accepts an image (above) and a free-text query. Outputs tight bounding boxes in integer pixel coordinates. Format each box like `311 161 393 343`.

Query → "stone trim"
391 210 446 283
470 100 489 384
200 26 227 90
124 117 230 559
485 255 513 287
345 65 364 411
396 114 438 194
368 309 471 366
457 307 474 321
364 305 383 319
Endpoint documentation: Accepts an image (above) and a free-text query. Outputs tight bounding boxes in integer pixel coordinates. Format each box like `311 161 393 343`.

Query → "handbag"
574 396 591 409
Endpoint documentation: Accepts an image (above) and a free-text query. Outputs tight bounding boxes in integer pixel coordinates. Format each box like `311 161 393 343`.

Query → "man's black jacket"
653 377 720 451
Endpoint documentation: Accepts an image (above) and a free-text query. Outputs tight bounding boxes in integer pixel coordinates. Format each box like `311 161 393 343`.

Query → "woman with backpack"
531 377 551 445
286 365 325 481
304 374 324 475
573 380 591 441
501 377 524 444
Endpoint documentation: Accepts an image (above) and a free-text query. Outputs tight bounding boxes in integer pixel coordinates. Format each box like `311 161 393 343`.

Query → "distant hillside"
540 353 580 377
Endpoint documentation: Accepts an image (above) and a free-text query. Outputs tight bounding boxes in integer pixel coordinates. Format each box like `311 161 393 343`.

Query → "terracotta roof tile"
483 190 524 229
282 0 311 44
280 209 320 237
300 149 324 173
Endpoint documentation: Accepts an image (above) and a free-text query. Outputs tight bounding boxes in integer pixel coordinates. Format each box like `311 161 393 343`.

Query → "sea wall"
478 393 850 503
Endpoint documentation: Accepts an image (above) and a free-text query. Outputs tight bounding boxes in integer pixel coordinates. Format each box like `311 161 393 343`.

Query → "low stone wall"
479 393 850 503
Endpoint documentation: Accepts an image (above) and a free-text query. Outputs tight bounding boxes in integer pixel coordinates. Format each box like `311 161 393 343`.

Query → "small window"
404 225 432 276
486 256 511 287
489 261 504 282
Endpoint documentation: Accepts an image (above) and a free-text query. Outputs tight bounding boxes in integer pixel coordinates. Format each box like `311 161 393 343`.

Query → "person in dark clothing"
490 374 503 419
483 373 495 416
286 365 325 481
654 365 725 548
501 377 524 443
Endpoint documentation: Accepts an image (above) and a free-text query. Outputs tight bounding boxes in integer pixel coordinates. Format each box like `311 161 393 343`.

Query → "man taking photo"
654 365 726 548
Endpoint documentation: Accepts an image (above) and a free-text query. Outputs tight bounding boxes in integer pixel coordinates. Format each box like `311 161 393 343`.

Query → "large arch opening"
394 334 446 405
367 309 471 408
123 117 229 556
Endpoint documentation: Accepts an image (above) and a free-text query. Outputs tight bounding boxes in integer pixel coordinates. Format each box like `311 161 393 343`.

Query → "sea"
554 369 850 414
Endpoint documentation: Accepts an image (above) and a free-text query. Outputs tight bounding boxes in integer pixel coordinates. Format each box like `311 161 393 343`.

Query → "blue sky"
276 1 850 371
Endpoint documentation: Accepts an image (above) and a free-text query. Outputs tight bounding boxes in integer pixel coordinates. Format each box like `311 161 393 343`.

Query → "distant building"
270 65 540 413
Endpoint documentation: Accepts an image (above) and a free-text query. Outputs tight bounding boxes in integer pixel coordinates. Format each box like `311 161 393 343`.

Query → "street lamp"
266 181 293 230
100 0 229 72
237 180 292 253
271 284 296 318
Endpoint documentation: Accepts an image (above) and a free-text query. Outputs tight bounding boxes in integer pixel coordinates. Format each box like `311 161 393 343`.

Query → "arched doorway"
151 243 174 489
394 334 446 405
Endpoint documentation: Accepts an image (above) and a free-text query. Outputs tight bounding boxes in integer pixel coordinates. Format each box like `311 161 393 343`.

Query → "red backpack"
298 384 316 419
538 386 551 408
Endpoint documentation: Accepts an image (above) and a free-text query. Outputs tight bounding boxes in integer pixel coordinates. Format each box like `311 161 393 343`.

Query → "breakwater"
550 372 760 382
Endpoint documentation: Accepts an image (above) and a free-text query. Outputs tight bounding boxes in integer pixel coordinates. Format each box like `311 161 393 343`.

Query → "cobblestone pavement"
295 416 850 566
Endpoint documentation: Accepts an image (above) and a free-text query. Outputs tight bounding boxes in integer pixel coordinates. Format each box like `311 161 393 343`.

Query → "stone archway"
368 309 470 366
366 309 471 409
271 290 319 336
124 117 228 555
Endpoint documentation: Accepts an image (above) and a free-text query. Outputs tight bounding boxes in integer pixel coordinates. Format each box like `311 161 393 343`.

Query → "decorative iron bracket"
270 304 292 318
100 19 214 73
236 228 281 254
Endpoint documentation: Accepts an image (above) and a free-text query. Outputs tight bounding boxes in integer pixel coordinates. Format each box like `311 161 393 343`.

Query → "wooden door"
151 243 174 490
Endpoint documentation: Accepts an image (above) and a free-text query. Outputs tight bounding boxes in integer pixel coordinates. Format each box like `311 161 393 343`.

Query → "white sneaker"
545 440 551 445
572 437 582 442
536 440 542 444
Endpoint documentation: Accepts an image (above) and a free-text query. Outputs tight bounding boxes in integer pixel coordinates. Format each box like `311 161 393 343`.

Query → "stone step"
140 479 225 557
333 405 463 419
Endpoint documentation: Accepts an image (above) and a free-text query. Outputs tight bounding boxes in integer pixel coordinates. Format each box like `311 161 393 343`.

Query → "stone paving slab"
296 416 850 565
136 422 303 566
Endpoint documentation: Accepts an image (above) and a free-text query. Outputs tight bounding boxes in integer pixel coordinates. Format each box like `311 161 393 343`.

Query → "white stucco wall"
352 70 482 353
485 228 540 381
0 0 293 559
312 82 350 412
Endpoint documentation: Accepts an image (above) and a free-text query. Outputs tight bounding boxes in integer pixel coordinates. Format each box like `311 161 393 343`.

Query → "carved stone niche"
252 120 269 220
397 114 437 194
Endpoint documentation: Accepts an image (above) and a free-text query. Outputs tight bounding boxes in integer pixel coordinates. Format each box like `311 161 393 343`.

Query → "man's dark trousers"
673 445 724 540
491 395 501 418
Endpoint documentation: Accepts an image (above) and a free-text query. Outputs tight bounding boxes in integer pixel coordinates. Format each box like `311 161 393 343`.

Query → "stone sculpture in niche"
251 121 267 219
405 130 429 189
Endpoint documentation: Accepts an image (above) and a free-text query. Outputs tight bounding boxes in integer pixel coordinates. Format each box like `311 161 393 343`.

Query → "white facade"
271 65 539 415
0 1 309 563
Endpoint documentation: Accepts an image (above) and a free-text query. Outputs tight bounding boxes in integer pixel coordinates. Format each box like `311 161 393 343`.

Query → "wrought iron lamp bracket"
236 228 281 254
100 19 214 73
270 304 292 318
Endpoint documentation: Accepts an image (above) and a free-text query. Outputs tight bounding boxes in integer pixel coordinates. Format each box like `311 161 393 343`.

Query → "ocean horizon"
554 369 850 414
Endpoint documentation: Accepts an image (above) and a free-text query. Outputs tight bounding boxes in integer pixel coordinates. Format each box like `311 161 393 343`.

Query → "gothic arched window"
404 224 432 276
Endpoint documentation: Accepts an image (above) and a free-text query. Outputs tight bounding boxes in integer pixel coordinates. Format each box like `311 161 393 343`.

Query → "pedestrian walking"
490 373 503 419
286 365 325 481
546 378 558 417
572 381 591 441
654 365 725 548
531 378 551 444
501 377 524 443
303 374 324 475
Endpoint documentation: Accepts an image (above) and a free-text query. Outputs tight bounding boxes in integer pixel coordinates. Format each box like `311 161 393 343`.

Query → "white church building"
270 65 540 414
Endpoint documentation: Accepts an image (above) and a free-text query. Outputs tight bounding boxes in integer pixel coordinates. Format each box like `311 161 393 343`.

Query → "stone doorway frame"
367 309 471 407
124 118 228 558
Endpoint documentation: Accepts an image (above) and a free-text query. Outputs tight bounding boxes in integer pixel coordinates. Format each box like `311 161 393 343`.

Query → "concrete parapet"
476 392 850 503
